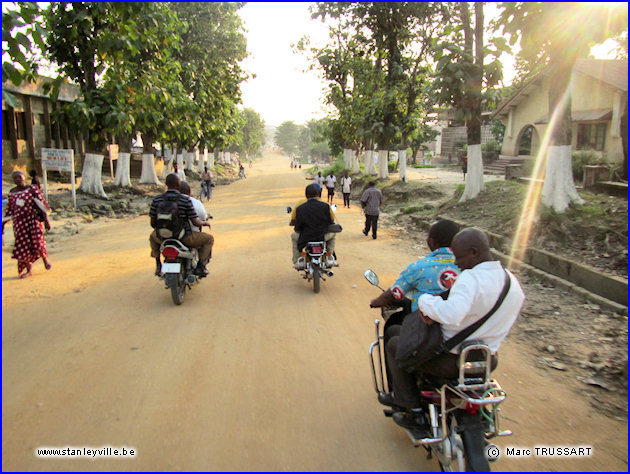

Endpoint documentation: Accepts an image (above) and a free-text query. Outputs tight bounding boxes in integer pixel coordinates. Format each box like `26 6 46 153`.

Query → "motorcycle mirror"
286 206 292 214
364 269 380 287
331 204 337 211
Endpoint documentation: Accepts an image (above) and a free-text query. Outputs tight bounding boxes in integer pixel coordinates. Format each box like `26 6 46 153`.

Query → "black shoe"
193 264 209 277
372 235 377 239
378 392 402 409
392 410 430 439
362 230 368 236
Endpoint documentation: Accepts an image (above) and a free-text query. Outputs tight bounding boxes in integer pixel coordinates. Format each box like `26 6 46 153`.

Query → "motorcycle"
159 239 203 305
287 205 341 294
364 269 512 471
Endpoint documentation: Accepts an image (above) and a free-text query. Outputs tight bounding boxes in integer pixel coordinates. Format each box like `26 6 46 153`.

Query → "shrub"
482 140 501 152
572 151 605 182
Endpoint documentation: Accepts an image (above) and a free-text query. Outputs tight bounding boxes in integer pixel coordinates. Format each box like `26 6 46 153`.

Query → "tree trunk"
541 60 583 212
351 149 360 173
459 2 485 202
79 153 107 197
139 132 160 185
114 152 132 187
377 149 389 179
399 149 407 182
621 99 628 181
176 144 185 172
343 148 352 169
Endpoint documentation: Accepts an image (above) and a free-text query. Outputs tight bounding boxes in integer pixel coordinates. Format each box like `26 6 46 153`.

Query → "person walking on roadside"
4 171 52 278
325 171 336 204
360 181 382 239
340 170 352 208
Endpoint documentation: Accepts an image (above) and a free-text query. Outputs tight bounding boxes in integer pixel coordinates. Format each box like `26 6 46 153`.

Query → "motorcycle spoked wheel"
434 412 490 472
170 273 186 305
312 263 321 293
432 413 465 472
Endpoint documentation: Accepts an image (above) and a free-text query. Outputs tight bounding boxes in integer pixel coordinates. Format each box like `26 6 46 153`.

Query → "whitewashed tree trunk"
80 153 108 197
225 151 231 164
208 149 215 168
184 150 194 171
176 153 184 170
399 149 407 182
542 145 584 212
343 148 352 169
459 144 484 201
114 152 132 187
365 150 376 175
351 149 360 173
139 153 160 184
377 149 389 179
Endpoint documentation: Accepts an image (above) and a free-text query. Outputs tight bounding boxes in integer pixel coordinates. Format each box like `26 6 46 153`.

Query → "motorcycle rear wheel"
312 264 320 293
171 275 186 305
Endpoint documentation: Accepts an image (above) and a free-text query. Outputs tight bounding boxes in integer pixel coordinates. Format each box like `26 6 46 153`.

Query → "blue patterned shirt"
390 248 460 312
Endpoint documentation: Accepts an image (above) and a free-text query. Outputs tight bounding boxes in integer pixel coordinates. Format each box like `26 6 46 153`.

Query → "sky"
239 2 331 127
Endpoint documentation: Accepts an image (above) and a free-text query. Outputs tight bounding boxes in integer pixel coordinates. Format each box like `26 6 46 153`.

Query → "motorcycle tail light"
162 246 180 259
311 246 323 253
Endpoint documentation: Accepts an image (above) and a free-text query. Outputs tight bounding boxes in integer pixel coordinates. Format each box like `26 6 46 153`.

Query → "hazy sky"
239 2 330 127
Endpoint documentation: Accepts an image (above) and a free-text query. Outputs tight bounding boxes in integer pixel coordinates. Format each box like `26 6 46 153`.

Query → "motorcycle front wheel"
170 274 186 305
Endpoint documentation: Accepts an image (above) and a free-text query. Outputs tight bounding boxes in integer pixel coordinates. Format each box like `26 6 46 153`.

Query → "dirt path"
2 151 626 471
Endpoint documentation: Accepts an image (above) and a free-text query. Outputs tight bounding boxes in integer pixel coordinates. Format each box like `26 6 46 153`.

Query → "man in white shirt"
173 162 186 183
180 181 210 232
325 171 336 204
385 228 525 431
340 170 352 208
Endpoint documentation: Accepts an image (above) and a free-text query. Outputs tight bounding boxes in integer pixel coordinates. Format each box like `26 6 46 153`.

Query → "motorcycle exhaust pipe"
325 270 334 277
186 274 196 284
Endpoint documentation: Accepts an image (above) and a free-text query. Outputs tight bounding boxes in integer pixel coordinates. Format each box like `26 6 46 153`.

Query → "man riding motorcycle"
290 183 337 269
149 173 213 276
381 228 525 436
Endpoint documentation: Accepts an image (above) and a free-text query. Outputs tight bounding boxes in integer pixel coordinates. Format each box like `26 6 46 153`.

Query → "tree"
275 121 301 156
236 108 265 161
431 2 504 201
497 2 628 211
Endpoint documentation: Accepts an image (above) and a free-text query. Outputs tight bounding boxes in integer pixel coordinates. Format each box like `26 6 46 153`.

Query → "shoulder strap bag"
395 269 511 373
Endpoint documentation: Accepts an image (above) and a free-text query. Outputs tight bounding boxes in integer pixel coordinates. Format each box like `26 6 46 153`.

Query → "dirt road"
2 151 626 471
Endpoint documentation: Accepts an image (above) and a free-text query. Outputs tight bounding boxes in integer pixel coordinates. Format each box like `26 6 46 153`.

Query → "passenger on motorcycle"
384 228 525 434
179 181 213 228
370 219 461 313
290 183 337 269
149 173 214 277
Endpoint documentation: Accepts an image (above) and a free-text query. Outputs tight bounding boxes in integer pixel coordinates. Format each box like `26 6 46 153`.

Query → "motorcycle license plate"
311 246 323 253
161 262 181 273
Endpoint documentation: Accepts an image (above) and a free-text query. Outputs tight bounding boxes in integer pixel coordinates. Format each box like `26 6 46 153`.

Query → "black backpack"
155 194 185 240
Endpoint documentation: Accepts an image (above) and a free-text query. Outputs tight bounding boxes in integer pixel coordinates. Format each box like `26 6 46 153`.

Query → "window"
577 123 607 151
2 109 11 140
14 111 27 140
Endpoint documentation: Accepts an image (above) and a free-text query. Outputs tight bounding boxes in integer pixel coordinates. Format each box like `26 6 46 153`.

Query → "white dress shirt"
418 260 525 354
325 175 336 188
187 195 207 232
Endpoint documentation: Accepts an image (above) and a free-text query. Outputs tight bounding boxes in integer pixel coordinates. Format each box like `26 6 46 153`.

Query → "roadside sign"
41 148 76 209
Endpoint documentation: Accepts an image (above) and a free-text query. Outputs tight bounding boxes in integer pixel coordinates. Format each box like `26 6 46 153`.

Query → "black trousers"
385 327 498 409
343 192 350 207
364 214 379 237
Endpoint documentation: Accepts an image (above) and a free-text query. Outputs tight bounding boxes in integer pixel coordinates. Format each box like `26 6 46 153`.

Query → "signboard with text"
41 148 75 172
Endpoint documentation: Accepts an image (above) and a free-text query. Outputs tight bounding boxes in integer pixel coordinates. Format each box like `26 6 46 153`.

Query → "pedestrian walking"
360 181 382 239
340 170 352 208
325 171 336 204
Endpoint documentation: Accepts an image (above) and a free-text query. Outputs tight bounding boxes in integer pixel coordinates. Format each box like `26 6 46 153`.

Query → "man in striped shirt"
149 174 213 276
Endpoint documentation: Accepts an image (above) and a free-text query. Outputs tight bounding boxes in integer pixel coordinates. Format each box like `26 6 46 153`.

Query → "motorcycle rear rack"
369 319 511 446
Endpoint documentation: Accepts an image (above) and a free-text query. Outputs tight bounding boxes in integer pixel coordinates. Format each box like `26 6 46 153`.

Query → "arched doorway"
515 125 540 156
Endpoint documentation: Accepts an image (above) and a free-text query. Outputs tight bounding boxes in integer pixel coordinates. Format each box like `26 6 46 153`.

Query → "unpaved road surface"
2 152 626 471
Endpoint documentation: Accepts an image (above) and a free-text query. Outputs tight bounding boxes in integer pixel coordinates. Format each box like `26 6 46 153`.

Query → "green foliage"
481 140 500 152
234 108 265 159
489 119 505 144
275 121 301 155
410 164 436 169
572 151 607 182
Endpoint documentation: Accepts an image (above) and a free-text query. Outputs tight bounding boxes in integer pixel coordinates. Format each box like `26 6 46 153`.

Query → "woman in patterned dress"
5 171 52 278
